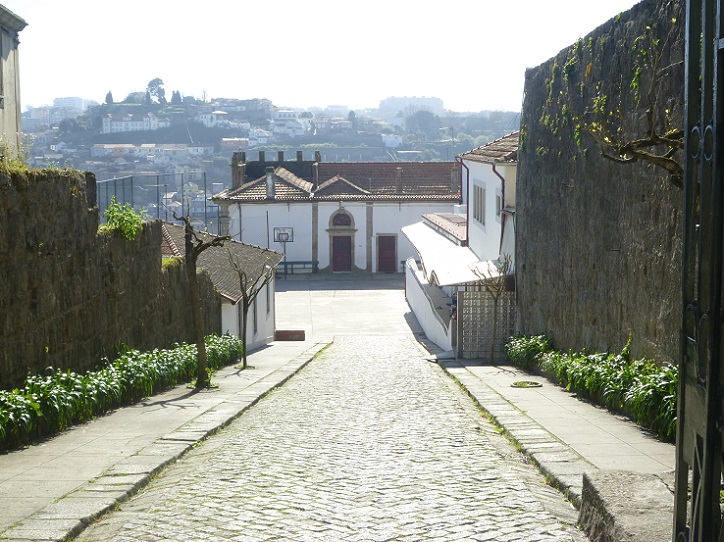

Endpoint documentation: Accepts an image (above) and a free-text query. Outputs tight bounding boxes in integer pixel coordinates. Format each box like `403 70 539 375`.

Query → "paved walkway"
0 340 330 541
0 275 676 541
75 335 584 542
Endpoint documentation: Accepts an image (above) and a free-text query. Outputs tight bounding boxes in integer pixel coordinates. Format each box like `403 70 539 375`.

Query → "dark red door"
378 235 396 273
332 236 352 272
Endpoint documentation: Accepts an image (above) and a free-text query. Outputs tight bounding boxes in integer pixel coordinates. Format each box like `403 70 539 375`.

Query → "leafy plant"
505 334 677 441
0 334 243 450
100 196 146 241
504 334 553 370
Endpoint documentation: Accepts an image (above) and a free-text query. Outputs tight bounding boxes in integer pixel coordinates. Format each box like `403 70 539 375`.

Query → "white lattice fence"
459 291 516 361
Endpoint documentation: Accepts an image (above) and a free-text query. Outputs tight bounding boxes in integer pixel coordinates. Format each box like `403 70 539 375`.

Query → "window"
496 194 502 218
333 213 352 226
473 184 486 225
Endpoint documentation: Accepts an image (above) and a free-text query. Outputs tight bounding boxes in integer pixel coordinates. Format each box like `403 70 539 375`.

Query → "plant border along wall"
0 334 243 451
516 0 684 364
0 167 221 390
505 335 677 442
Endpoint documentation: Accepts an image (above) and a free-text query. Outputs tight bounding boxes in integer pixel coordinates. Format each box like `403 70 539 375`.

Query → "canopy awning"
402 222 499 287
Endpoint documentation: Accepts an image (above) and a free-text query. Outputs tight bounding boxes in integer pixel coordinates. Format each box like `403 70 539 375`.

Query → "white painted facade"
226 200 455 273
220 278 277 352
462 159 517 263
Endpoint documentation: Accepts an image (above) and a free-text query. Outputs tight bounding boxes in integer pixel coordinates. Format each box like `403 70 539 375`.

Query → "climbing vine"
540 18 684 189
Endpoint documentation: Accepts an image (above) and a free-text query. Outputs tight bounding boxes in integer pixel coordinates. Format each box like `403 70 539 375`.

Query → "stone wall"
0 168 221 390
517 0 684 363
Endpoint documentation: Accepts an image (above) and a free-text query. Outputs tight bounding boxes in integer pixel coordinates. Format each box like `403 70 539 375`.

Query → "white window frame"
473 183 486 226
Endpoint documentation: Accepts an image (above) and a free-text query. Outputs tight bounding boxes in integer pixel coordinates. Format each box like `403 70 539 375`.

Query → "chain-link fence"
96 173 222 235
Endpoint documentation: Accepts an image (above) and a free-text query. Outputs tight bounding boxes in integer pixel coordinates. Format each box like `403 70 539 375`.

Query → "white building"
402 132 519 358
102 113 171 134
213 152 462 274
195 110 229 127
162 224 283 352
0 6 26 151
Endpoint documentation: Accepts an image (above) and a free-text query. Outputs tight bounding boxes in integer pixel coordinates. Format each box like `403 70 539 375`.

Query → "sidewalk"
0 340 330 542
435 356 675 542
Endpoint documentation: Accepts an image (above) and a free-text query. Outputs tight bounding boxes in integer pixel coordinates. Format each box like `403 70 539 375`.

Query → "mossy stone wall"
517 0 684 363
0 169 221 390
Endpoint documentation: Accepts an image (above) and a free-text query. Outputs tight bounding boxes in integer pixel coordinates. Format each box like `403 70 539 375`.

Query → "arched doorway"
328 210 355 272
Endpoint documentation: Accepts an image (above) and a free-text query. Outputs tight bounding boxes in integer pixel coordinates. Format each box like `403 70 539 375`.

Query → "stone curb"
438 360 676 542
0 341 330 542
438 360 595 507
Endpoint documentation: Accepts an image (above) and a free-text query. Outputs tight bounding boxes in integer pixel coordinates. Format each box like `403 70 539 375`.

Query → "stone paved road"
76 335 586 542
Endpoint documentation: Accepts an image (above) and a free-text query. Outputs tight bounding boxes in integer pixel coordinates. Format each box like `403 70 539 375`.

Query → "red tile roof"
161 224 283 304
215 162 461 204
461 132 519 164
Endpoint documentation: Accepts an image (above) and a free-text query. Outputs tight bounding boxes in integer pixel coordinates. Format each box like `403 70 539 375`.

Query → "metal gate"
675 1 724 539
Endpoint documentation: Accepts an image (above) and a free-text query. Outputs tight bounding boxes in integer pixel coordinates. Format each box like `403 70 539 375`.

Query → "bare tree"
228 251 276 369
473 255 513 362
176 214 230 388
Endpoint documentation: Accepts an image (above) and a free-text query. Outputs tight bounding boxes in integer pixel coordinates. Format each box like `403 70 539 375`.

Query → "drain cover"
511 380 542 388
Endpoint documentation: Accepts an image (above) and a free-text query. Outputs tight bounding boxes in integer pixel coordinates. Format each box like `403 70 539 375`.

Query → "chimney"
231 151 246 190
259 150 266 163
450 162 460 193
314 150 322 163
265 166 275 199
278 151 284 162
297 150 303 162
395 167 403 194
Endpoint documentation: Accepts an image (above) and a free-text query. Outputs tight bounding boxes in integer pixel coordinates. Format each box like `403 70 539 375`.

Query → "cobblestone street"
76 332 585 542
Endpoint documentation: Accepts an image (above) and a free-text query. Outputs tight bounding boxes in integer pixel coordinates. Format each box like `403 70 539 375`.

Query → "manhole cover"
511 380 542 388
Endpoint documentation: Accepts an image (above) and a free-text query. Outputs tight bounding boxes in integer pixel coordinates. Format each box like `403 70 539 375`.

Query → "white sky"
2 0 640 113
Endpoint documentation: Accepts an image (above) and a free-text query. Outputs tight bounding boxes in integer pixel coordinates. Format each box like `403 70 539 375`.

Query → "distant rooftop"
460 132 519 164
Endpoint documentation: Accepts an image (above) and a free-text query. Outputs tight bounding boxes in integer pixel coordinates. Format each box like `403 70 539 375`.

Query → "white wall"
465 160 503 262
231 200 458 272
220 277 277 353
230 204 312 262
404 259 453 351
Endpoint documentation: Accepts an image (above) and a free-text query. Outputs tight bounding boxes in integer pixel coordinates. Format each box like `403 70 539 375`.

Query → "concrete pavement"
0 274 676 541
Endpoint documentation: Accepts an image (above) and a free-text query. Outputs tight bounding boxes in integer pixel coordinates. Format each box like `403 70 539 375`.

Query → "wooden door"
332 236 352 272
378 235 396 273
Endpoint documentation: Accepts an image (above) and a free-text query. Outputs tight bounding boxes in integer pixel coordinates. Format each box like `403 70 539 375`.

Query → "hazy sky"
3 0 640 113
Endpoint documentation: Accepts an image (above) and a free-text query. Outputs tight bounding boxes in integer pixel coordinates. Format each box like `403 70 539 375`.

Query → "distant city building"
220 138 250 150
101 113 171 134
53 97 98 111
378 96 445 116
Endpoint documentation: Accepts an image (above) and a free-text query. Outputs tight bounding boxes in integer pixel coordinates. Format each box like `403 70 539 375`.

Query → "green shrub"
504 334 553 370
100 196 145 241
505 335 678 441
0 334 243 450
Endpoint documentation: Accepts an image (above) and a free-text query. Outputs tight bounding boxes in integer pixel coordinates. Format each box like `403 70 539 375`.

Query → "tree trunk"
240 299 249 369
187 251 209 388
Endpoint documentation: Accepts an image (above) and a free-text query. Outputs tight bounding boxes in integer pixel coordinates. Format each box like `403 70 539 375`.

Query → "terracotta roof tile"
461 132 519 164
161 224 284 304
215 161 460 203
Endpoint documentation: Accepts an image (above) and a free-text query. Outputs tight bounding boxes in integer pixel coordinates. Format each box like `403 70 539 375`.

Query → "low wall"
404 259 453 351
0 168 220 390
